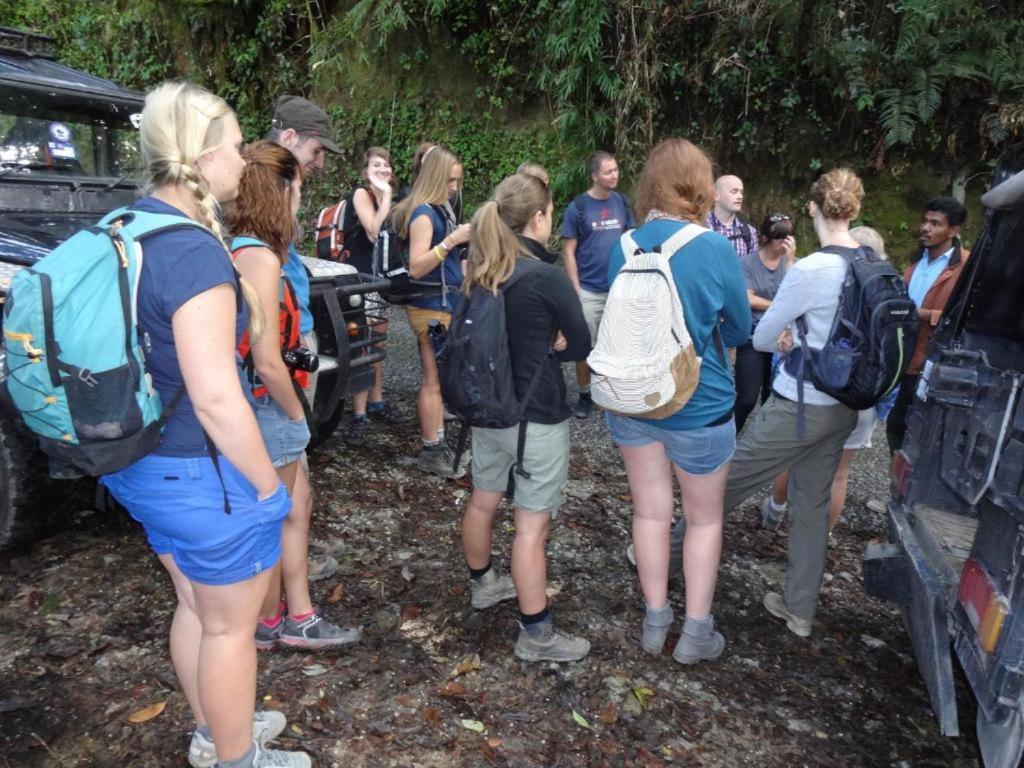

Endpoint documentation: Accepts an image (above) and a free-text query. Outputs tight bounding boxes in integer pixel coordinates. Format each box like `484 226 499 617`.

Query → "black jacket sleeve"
543 268 590 361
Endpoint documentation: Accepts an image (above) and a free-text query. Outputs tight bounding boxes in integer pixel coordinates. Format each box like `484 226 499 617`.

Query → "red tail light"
891 450 912 500
958 558 1010 655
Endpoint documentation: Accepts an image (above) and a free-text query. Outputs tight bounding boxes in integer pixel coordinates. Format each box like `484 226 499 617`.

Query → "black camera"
282 346 319 373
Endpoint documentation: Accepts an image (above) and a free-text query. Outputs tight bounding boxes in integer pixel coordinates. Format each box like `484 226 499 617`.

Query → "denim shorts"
254 395 310 467
606 412 736 475
102 454 291 586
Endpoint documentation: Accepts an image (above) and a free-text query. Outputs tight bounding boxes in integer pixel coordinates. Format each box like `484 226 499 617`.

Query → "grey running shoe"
254 618 283 651
641 604 674 655
763 591 812 638
470 570 517 609
572 397 593 419
760 496 787 530
416 446 464 478
626 538 683 574
307 554 337 583
672 615 725 664
278 612 362 650
188 710 287 768
866 498 887 514
514 620 590 662
253 741 312 768
343 417 367 447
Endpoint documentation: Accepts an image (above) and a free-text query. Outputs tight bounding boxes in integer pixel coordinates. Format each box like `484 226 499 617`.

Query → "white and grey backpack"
587 224 709 419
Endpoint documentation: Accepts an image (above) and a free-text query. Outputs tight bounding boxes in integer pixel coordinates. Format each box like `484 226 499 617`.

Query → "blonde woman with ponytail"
100 82 310 768
458 173 592 662
390 145 471 476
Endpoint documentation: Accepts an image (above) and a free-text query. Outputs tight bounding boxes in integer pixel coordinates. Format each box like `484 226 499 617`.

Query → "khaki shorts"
406 306 452 343
579 289 607 345
843 408 877 450
472 421 570 513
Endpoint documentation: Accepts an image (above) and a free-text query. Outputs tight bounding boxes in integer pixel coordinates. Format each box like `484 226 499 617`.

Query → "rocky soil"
0 310 982 767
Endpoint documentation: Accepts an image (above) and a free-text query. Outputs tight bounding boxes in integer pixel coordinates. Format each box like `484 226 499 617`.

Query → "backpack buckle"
77 368 98 387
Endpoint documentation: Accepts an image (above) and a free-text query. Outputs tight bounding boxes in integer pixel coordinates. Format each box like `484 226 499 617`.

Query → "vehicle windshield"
0 89 140 179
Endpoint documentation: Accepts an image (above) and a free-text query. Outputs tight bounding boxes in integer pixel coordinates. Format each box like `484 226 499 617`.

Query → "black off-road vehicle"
865 145 1024 767
0 27 386 549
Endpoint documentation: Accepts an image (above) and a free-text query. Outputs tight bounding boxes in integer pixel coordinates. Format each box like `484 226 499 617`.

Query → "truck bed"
912 504 979 599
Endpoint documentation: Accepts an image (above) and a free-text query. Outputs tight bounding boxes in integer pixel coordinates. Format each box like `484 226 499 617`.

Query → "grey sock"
645 603 673 626
196 724 212 741
216 742 255 768
683 615 713 635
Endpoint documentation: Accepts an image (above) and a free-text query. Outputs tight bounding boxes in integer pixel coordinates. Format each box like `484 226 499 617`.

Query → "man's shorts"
102 454 291 586
844 408 877 450
472 420 570 513
406 306 452 343
606 412 736 475
579 289 608 346
254 395 310 467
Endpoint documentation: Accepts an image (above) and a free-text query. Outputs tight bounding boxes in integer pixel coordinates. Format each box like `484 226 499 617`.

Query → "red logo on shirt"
599 207 610 220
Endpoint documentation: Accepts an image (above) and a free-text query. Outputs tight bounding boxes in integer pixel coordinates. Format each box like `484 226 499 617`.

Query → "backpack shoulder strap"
573 193 588 234
660 223 709 258
620 230 641 259
229 236 270 255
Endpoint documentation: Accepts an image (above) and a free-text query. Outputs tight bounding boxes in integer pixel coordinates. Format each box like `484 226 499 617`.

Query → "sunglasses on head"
767 214 791 224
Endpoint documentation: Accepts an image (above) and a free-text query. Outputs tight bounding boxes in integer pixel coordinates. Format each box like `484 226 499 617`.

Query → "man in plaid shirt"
706 174 757 259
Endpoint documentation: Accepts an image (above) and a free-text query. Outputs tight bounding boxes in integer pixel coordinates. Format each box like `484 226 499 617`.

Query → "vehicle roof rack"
0 27 58 60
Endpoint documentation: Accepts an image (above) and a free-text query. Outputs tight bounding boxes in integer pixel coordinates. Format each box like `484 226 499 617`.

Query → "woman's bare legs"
158 554 205 727
674 461 729 619
416 336 443 442
620 443 674 610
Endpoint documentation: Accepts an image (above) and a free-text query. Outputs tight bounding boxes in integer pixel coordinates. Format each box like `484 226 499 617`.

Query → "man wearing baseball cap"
255 95 362 653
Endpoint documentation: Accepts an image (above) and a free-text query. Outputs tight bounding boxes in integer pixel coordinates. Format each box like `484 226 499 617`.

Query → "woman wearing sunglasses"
734 213 796 432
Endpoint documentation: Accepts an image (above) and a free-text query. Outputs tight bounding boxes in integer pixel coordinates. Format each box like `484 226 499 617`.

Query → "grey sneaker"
255 618 284 651
188 711 287 768
761 496 787 529
252 741 312 768
416 446 464 478
470 569 517 609
278 612 362 650
641 604 674 655
307 554 337 583
866 498 887 514
672 615 725 664
763 591 812 638
515 620 590 662
343 417 367 447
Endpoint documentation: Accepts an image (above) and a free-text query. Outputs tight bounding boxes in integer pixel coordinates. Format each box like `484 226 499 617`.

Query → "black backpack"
437 260 552 481
785 246 919 416
373 203 459 306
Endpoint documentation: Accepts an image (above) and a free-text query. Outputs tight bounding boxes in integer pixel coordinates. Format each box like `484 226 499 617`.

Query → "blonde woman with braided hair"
459 173 591 662
100 82 310 768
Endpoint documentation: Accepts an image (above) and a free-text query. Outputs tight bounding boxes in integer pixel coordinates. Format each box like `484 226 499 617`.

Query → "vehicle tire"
0 417 94 550
308 397 346 452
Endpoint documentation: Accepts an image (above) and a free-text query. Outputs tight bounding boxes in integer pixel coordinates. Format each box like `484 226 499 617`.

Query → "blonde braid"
179 161 265 340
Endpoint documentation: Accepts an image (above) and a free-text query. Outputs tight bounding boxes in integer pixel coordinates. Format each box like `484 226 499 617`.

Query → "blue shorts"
102 454 291 586
606 412 736 475
254 395 310 467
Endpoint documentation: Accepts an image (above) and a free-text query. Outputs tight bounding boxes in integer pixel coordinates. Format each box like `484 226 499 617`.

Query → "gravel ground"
0 306 983 767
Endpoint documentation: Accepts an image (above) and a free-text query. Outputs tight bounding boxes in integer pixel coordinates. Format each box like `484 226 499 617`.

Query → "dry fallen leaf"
633 685 654 710
126 701 166 724
460 719 485 733
572 710 592 730
327 583 344 604
599 701 619 725
449 653 481 679
439 681 466 698
487 737 503 748
423 708 443 728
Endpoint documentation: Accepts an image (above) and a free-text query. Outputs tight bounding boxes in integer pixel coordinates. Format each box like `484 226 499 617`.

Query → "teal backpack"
3 207 205 475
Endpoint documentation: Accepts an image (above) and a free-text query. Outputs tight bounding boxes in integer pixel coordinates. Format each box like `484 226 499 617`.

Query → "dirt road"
0 311 982 767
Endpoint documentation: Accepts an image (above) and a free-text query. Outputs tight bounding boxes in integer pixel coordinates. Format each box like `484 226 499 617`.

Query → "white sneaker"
253 741 312 768
188 711 287 768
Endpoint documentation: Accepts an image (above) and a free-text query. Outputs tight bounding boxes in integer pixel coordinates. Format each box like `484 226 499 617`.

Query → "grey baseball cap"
271 95 341 154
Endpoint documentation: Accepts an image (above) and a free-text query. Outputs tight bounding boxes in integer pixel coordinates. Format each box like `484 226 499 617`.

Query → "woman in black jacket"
459 172 591 662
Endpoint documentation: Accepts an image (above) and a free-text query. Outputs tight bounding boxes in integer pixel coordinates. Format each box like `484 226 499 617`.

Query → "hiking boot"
416 445 464 478
367 402 410 424
641 604 674 655
763 591 812 638
307 554 337 583
672 615 725 664
866 498 887 514
308 538 344 559
342 417 367 447
514 620 590 662
470 569 517 610
252 742 312 768
254 618 284 651
760 496 787 530
278 612 362 650
572 397 593 420
188 711 287 768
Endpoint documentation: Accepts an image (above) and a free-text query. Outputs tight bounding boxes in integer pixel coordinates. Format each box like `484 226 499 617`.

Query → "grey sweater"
751 248 850 406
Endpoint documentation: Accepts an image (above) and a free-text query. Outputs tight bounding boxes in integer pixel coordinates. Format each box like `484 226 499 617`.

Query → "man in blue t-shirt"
561 150 636 419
